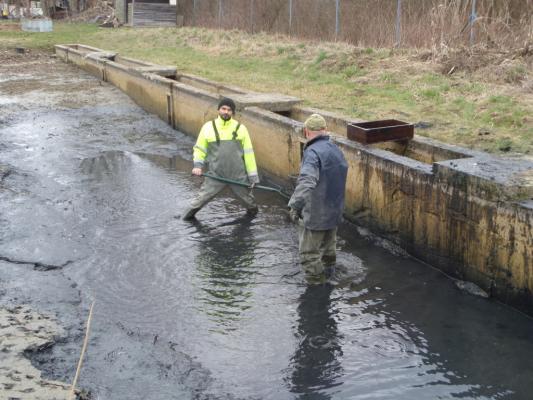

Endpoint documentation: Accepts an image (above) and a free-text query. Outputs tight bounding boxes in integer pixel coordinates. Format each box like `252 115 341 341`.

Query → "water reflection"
76 150 533 399
136 152 192 173
334 252 532 400
192 216 258 333
289 284 343 399
80 150 134 180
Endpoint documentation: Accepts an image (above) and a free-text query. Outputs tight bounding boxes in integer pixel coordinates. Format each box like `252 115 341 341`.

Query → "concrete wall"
171 81 219 135
54 44 533 315
175 73 248 96
239 107 303 178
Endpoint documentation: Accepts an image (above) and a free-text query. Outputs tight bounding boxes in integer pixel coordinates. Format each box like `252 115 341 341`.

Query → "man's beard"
220 113 231 121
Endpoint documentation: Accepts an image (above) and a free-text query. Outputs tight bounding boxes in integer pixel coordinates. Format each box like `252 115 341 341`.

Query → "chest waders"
207 121 248 182
183 121 258 220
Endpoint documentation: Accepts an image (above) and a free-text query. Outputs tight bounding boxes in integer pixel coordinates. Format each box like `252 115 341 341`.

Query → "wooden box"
347 120 414 144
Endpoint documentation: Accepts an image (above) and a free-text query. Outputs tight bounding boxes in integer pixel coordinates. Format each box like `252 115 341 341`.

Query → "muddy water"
1 54 533 400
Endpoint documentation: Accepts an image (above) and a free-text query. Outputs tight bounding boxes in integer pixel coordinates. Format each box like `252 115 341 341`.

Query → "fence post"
470 0 477 46
131 0 135 26
192 0 196 26
250 0 254 34
395 0 401 47
218 0 222 29
335 0 340 41
288 0 293 36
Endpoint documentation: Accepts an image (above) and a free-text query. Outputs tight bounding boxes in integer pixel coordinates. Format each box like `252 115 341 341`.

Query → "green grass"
0 21 100 48
313 50 328 65
1 22 532 154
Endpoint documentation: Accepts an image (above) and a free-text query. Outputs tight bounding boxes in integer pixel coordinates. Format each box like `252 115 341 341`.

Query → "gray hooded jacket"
288 135 348 230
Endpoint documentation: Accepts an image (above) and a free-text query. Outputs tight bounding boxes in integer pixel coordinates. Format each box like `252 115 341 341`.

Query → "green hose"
202 173 291 200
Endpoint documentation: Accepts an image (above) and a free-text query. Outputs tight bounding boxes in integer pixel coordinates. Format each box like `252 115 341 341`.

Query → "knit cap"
218 97 236 113
304 113 327 131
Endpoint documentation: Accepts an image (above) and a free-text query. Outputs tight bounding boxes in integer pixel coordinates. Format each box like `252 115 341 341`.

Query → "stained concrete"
53 44 533 314
230 93 301 112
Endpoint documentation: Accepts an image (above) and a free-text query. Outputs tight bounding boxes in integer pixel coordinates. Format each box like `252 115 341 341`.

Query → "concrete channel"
55 44 533 314
1 49 533 400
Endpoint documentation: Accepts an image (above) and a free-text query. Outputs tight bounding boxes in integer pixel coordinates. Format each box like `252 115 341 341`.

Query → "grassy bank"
1 22 532 155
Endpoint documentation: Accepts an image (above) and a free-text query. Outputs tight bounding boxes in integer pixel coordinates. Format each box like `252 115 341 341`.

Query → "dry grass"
1 22 531 154
95 27 533 154
0 23 20 31
178 0 533 49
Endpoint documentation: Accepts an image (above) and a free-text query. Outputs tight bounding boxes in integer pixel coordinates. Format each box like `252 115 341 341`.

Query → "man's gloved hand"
288 207 301 223
249 176 259 190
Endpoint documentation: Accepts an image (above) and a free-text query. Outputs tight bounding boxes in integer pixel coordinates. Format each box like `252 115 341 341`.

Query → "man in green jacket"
183 98 260 220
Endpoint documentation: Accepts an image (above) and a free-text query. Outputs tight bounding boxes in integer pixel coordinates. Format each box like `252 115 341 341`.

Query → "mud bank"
0 51 187 399
0 305 71 399
54 44 533 314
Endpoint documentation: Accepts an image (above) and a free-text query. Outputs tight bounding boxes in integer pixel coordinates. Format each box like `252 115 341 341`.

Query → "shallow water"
1 57 533 400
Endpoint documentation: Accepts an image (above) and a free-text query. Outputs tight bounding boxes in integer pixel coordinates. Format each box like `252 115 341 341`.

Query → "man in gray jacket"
288 114 348 283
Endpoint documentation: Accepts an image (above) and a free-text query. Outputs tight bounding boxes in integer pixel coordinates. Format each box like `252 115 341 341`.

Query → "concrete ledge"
163 73 302 112
114 55 162 68
292 106 363 137
175 73 248 95
231 93 301 113
435 157 533 201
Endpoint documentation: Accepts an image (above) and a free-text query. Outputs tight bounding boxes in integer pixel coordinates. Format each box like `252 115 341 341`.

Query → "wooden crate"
347 120 414 144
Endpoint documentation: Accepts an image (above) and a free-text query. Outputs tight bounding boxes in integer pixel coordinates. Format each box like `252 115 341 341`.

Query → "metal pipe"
218 0 222 29
395 0 401 47
335 0 340 41
288 0 292 36
470 0 477 46
250 0 254 34
202 173 291 199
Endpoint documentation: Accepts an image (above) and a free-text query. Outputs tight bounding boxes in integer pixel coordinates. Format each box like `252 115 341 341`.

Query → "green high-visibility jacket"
193 116 259 183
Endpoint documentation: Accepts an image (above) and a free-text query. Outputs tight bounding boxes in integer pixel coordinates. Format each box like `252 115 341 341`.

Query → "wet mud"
0 305 71 399
1 51 533 400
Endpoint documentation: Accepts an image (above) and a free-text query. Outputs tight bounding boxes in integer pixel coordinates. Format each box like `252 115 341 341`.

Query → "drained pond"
1 53 532 400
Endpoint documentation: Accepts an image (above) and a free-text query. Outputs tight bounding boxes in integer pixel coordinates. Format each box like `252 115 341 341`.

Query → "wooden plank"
128 3 176 26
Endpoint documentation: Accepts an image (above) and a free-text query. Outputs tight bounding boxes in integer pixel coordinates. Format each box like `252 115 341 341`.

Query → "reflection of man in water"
192 217 258 329
289 284 342 399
